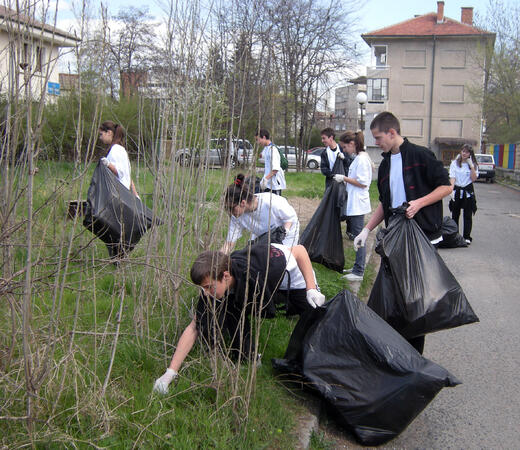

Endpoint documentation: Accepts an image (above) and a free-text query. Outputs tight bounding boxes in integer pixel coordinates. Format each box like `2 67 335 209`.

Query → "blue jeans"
349 215 365 275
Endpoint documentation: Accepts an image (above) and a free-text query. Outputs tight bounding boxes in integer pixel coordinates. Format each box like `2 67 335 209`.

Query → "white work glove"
333 174 345 183
353 227 370 251
153 368 178 394
337 151 345 160
260 177 268 191
306 289 326 308
101 157 109 167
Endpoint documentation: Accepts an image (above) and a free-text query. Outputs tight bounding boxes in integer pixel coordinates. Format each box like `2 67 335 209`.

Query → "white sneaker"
343 273 363 282
465 239 471 245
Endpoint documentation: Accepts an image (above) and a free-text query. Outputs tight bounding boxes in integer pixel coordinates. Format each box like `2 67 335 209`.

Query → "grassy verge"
0 163 378 448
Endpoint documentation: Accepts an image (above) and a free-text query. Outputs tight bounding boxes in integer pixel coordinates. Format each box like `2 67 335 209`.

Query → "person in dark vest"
153 242 325 393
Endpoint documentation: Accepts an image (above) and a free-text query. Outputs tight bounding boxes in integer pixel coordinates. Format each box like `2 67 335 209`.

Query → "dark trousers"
451 197 473 240
276 289 314 316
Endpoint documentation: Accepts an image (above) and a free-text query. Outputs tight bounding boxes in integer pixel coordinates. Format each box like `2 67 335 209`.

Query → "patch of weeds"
310 430 335 449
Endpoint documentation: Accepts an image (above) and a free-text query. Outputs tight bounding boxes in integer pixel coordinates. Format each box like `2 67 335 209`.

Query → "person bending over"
153 242 325 393
220 174 300 254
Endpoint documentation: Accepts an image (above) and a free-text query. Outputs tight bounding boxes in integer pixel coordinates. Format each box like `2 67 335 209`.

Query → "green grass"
0 162 379 448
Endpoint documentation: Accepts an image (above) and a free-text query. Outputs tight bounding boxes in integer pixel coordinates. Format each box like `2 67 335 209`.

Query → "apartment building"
332 79 367 133
0 6 79 100
361 1 495 165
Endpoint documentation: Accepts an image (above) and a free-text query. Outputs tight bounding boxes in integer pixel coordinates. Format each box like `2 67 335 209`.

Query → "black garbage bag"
273 290 460 446
300 170 346 272
249 225 286 247
83 162 160 256
437 216 468 248
368 206 478 339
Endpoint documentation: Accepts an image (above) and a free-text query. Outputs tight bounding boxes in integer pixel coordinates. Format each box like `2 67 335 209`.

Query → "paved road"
320 180 520 448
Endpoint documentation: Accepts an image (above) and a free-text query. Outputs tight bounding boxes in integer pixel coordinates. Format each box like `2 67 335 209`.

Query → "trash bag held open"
368 205 479 339
272 290 460 446
300 158 346 272
83 162 161 256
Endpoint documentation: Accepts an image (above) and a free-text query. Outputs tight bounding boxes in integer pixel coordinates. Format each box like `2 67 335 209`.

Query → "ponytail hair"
224 174 255 213
100 121 126 146
339 130 365 154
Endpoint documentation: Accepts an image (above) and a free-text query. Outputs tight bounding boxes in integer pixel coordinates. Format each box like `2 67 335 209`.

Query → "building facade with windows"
332 78 367 134
0 6 79 100
361 1 495 165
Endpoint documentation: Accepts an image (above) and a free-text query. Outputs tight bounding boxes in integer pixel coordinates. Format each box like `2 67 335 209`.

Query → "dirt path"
288 196 321 228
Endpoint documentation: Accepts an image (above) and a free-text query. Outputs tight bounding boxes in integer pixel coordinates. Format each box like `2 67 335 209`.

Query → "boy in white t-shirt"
353 112 452 354
255 128 286 195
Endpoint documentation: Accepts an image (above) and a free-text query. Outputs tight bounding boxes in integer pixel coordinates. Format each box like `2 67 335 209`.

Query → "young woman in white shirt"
449 144 478 244
334 131 373 281
99 121 139 197
220 174 299 254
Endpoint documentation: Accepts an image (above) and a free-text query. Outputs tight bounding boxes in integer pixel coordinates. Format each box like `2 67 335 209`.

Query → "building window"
404 49 426 68
367 78 388 102
439 120 463 137
401 119 423 137
402 84 425 103
440 50 466 68
35 46 44 72
440 85 464 103
373 45 387 67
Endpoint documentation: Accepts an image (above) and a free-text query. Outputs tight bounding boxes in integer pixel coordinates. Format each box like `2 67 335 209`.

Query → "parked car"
475 153 495 183
257 145 321 169
176 138 252 168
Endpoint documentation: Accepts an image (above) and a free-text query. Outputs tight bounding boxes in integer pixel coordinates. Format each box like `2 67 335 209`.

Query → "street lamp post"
356 92 367 132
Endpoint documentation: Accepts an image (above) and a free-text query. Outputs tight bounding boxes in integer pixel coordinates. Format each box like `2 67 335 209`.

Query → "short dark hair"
320 127 335 138
190 251 231 285
370 112 401 135
255 128 270 140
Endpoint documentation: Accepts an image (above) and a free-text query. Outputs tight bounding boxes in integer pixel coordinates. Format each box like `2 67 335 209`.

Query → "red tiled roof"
362 12 494 41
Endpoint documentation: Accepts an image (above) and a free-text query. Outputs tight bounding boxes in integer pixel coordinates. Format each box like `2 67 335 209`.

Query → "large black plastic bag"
83 162 160 255
437 216 468 248
368 207 478 339
300 181 345 272
273 290 460 446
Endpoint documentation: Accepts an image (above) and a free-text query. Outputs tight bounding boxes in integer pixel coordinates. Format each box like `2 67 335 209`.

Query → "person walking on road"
449 144 478 245
256 129 286 195
353 112 452 354
334 131 372 282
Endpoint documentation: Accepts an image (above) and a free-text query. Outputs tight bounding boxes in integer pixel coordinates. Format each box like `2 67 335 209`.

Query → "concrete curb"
295 223 380 448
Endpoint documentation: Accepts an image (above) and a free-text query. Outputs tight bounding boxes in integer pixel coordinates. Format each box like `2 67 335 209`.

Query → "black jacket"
196 242 287 349
377 138 450 241
320 149 353 189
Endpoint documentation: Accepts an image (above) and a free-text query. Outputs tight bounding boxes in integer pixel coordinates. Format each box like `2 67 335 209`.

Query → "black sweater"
377 138 450 240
